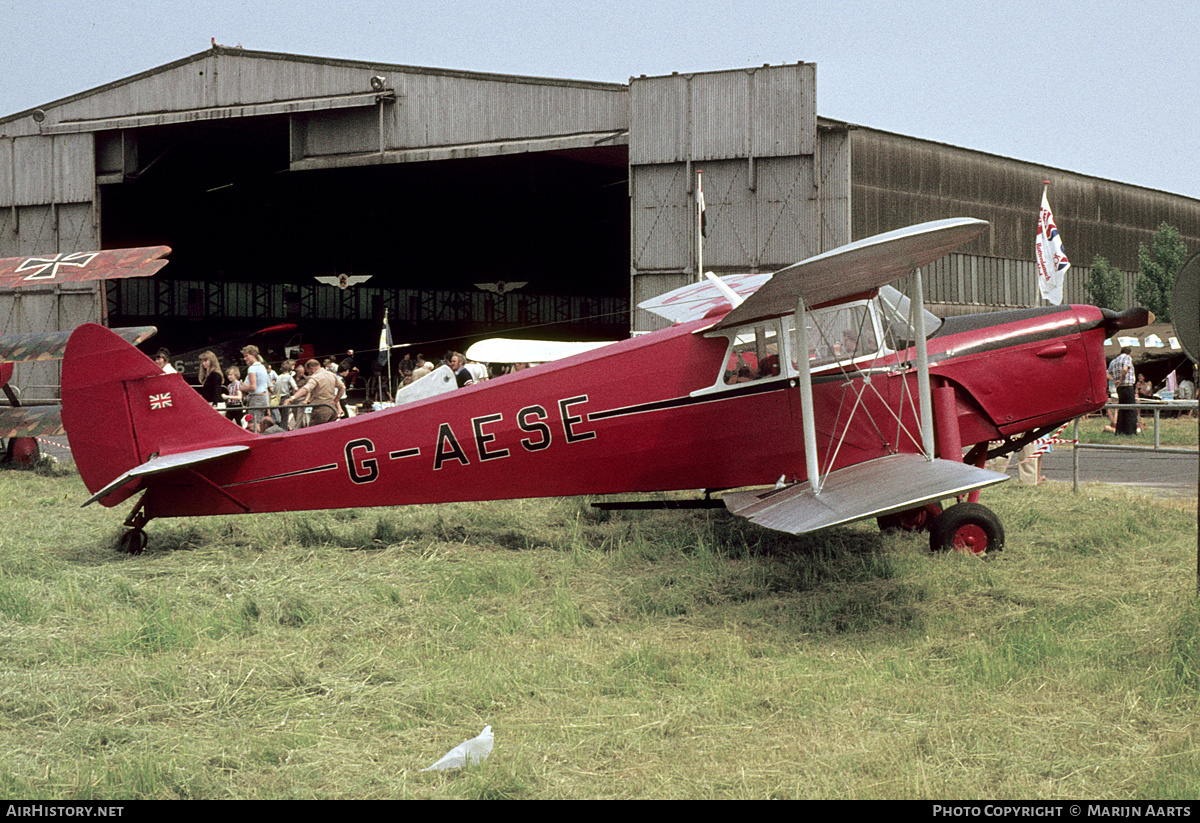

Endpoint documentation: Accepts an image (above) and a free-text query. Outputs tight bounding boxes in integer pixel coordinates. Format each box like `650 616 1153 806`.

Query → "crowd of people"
390 350 528 394
156 340 539 434
163 345 352 434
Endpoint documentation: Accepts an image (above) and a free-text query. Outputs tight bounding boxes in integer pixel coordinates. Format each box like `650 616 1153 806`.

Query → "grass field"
0 462 1197 799
1074 413 1198 448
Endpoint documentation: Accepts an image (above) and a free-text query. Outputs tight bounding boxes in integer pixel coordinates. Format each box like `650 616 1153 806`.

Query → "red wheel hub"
952 524 988 554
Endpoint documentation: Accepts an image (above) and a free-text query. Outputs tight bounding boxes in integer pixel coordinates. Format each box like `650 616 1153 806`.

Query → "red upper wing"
0 246 170 289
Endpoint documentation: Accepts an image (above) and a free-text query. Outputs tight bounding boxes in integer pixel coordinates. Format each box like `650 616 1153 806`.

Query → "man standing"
240 345 271 429
274 359 299 428
1109 346 1138 436
284 359 339 426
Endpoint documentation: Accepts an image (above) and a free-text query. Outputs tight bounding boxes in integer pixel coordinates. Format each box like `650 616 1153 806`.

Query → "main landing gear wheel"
877 502 943 533
929 502 1004 556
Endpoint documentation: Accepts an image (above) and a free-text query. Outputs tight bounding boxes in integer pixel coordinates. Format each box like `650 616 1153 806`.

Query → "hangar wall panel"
0 139 12 207
0 203 96 257
754 155 819 265
294 106 381 157
289 71 627 166
12 138 53 206
631 163 692 273
920 253 1137 314
630 65 815 164
850 127 1200 274
398 73 628 149
629 65 831 332
818 126 851 250
39 51 383 122
628 65 823 275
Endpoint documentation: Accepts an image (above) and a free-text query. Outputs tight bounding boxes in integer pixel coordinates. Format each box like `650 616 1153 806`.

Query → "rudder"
62 323 249 504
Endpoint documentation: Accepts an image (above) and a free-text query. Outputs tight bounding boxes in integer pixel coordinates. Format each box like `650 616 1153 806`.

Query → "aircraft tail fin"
61 323 251 506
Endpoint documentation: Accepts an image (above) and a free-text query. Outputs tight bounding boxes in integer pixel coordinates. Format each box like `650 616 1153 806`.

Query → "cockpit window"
723 322 782 385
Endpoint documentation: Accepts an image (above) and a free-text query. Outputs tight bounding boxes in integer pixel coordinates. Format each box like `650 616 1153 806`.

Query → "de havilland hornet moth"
58 219 1148 554
1 246 169 462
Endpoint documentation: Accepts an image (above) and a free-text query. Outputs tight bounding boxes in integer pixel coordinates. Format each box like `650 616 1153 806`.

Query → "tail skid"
61 323 253 507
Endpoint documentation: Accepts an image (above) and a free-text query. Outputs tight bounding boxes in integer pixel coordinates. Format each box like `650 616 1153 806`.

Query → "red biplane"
0 247 169 460
58 220 1147 554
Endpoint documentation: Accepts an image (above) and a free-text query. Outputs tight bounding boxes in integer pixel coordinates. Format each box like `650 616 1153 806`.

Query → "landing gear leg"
877 502 943 533
118 497 151 555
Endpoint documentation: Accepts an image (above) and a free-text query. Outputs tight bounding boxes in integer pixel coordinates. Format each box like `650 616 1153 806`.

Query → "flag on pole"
696 172 707 238
377 308 392 367
1035 186 1070 305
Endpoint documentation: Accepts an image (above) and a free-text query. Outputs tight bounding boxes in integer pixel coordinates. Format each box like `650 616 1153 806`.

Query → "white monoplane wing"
464 338 616 364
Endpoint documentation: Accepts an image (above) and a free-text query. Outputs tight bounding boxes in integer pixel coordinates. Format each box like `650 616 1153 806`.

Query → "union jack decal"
149 393 173 410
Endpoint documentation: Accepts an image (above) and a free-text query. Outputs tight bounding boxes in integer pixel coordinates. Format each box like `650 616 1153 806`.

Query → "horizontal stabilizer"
722 454 1008 536
0 246 170 289
712 218 988 331
0 326 156 364
464 338 616 364
82 445 250 507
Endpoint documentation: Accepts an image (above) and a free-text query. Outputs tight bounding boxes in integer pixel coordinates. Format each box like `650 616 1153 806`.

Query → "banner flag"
1036 186 1071 305
377 309 392 367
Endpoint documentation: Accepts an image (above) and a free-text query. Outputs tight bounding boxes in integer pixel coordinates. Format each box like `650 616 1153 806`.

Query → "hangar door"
0 133 102 401
629 64 847 332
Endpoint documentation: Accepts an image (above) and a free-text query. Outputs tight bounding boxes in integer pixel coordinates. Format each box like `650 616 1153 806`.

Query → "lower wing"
722 454 1008 535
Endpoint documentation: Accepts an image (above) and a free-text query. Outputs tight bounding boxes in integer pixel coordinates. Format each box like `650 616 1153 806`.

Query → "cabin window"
784 303 879 369
722 322 782 385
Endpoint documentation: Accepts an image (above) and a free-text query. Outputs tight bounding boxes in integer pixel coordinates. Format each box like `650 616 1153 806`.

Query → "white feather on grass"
420 725 493 771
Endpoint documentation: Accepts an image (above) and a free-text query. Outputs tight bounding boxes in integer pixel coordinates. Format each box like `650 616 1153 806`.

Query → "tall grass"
0 464 1195 798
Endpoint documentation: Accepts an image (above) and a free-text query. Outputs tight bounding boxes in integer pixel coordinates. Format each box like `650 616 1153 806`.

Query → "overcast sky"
3 0 1197 199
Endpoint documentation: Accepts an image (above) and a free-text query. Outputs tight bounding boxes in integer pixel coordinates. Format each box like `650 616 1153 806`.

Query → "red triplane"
1 247 168 460
20 219 1149 554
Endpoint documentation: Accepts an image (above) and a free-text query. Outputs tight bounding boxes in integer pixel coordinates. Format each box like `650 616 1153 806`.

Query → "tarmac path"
1017 446 1198 499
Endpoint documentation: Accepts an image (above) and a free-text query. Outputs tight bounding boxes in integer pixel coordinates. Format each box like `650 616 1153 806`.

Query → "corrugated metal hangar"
3 46 1199 396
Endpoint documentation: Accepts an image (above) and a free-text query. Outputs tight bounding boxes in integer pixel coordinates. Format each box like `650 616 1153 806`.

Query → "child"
222 366 243 405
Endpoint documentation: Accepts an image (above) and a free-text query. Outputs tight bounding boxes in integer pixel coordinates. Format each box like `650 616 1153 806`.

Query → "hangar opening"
97 116 631 360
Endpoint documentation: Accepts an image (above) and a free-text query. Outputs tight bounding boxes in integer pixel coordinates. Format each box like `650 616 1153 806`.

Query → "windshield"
876 285 942 348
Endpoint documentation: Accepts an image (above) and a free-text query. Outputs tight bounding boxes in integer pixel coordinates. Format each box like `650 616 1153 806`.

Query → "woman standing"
196 351 224 405
239 345 271 429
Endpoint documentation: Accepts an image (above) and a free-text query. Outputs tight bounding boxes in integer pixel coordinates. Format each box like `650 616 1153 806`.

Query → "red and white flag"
1035 186 1071 305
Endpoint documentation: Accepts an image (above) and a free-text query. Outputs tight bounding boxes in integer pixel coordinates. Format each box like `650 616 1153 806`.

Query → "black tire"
119 529 147 555
929 502 1004 555
877 502 943 533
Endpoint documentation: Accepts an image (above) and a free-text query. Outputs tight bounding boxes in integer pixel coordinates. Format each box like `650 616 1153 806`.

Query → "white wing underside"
722 454 1008 535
